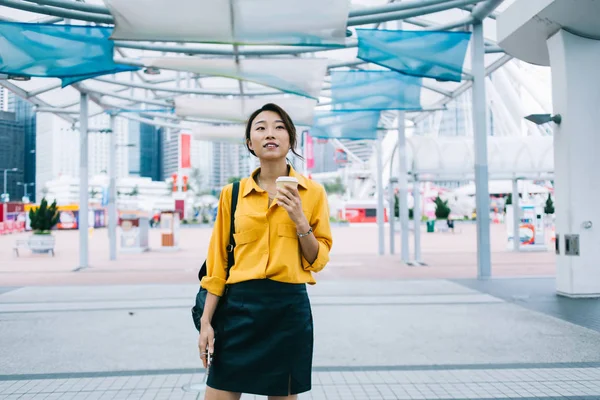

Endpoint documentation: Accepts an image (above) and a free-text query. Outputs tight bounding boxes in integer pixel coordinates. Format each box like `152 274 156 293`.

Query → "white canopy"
141 57 328 99
105 0 350 45
191 125 244 143
453 180 550 196
407 135 554 179
175 96 318 125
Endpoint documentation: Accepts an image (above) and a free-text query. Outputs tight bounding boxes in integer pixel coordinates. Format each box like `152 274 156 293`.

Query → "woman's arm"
199 292 220 368
198 184 233 368
278 184 332 271
296 218 319 264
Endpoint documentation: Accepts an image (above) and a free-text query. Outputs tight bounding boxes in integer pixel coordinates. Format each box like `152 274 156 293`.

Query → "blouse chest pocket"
278 224 298 239
233 229 259 245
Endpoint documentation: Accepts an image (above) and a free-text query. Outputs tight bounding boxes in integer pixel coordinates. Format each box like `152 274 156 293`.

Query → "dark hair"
245 103 304 160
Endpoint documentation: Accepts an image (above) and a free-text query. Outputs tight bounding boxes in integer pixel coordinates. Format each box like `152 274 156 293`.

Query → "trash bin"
426 220 435 233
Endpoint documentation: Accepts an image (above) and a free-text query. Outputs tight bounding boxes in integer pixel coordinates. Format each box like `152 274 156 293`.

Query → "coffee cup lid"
276 176 299 183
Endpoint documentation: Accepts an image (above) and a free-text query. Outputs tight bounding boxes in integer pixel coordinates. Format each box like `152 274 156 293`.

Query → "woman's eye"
276 125 286 130
256 126 264 131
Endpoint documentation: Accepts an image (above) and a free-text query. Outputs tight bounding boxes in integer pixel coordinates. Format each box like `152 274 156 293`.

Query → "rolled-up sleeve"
301 185 332 272
200 184 232 296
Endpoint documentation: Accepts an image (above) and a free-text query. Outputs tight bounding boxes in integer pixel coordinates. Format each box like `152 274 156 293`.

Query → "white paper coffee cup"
275 176 299 190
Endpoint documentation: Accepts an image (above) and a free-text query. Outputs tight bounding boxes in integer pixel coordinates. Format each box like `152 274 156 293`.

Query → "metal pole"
397 111 410 263
108 114 117 261
78 92 89 270
471 22 492 279
2 170 6 201
389 180 395 255
375 136 385 256
512 178 520 252
413 175 423 263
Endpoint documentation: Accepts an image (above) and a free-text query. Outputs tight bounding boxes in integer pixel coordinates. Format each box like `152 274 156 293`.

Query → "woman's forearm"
201 292 221 325
297 220 319 264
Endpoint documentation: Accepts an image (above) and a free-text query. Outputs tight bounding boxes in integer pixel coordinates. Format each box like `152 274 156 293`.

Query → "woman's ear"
247 139 254 151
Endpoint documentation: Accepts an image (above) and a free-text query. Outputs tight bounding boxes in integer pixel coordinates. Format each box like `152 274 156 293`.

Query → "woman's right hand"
198 322 215 369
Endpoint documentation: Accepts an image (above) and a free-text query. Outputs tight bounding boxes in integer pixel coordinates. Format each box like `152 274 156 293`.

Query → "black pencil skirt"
207 279 314 396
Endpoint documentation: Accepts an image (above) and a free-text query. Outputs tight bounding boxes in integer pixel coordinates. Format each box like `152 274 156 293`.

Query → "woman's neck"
257 160 289 184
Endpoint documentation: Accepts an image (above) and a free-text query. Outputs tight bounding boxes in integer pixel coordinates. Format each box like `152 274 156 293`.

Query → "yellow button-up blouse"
201 166 333 296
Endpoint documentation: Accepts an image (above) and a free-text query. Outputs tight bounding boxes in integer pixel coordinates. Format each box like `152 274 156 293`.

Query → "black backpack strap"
226 181 240 276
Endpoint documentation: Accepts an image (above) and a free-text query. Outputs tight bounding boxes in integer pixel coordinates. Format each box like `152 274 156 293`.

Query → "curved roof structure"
0 0 553 181
0 0 514 131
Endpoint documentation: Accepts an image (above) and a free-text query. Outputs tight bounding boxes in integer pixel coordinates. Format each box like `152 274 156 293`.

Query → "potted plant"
28 197 60 254
543 193 555 226
432 196 452 231
543 193 555 215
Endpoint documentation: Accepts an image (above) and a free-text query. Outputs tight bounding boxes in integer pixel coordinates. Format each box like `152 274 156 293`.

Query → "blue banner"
330 71 422 111
0 21 139 87
357 29 471 82
310 111 380 140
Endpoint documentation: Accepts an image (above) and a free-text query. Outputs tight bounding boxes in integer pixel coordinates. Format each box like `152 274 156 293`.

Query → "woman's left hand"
277 185 308 228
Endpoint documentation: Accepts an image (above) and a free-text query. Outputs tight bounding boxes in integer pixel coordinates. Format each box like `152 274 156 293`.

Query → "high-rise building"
36 112 130 200
0 89 35 202
210 142 251 191
161 129 179 180
128 119 163 181
12 94 36 202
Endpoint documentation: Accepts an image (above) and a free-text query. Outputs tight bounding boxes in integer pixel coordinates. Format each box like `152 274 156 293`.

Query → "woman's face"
247 110 291 160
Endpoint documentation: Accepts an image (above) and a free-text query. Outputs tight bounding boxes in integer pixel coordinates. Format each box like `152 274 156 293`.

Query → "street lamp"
16 182 35 201
2 168 19 203
524 113 562 125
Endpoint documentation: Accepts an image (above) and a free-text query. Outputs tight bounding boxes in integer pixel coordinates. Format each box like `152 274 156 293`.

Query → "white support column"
397 111 410 263
471 21 492 279
395 17 410 264
548 29 600 297
108 114 117 261
512 178 520 252
78 92 89 270
389 179 396 255
413 175 423 264
375 136 385 256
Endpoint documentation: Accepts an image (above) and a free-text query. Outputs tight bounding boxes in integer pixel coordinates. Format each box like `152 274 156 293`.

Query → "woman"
198 103 333 400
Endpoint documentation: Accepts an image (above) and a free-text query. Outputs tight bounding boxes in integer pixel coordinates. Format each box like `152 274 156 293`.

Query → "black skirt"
207 279 314 396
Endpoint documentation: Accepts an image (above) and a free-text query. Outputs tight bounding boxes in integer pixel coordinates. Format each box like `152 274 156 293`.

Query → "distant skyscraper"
128 119 163 181
161 129 179 180
0 90 35 202
210 142 251 191
36 112 130 200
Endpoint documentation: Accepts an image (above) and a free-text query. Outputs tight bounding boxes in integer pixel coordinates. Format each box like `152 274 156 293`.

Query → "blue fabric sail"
0 21 139 87
330 71 422 111
356 29 471 82
310 111 380 140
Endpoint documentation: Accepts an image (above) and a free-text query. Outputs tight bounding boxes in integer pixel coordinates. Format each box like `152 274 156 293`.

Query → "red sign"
7 202 24 213
305 131 314 170
175 199 185 220
180 133 191 169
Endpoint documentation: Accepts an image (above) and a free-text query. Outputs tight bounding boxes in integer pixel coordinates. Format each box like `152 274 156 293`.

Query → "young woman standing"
199 103 333 400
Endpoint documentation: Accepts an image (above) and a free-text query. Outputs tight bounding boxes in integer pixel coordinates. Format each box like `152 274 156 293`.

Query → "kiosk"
119 212 149 253
159 211 180 251
506 204 547 251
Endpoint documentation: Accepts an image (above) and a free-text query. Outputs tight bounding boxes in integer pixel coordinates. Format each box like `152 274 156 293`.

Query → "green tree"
29 197 60 234
504 193 512 213
323 177 345 195
228 176 242 184
89 188 100 199
544 193 555 214
129 185 139 197
434 196 451 220
394 193 414 219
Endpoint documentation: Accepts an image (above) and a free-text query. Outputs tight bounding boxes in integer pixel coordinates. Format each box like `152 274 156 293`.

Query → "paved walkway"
0 223 555 286
2 278 600 399
1 223 580 399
